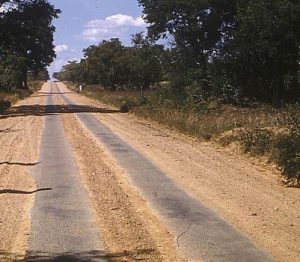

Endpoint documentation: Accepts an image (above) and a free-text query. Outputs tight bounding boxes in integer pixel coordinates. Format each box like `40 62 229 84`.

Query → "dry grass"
0 80 44 112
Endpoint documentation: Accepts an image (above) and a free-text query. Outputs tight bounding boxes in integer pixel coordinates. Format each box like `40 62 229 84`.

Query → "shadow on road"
31 92 73 98
0 248 157 261
0 161 40 166
0 188 52 195
0 104 119 120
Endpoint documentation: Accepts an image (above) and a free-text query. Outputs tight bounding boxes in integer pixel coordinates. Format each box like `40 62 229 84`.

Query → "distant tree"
129 33 163 93
28 68 50 81
83 38 125 90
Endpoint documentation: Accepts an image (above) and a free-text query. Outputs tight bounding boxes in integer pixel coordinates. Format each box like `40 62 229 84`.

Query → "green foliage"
0 0 60 89
232 106 300 185
0 99 11 112
239 127 300 185
55 35 163 91
240 129 274 156
273 131 300 185
139 0 300 105
226 0 300 105
0 53 26 89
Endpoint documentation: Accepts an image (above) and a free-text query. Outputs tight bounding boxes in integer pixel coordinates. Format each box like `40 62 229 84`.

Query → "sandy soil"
0 85 46 260
57 82 300 262
52 90 184 261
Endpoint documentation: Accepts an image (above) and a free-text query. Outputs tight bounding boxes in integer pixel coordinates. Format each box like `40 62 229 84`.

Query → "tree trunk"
22 70 28 89
273 78 283 108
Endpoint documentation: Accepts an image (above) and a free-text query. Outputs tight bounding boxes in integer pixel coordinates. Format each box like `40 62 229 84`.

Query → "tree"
139 0 300 105
138 0 236 74
130 33 163 93
0 0 60 88
83 39 125 90
223 0 300 105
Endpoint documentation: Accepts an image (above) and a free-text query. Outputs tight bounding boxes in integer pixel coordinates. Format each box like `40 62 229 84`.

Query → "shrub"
240 128 274 156
238 127 300 186
0 100 11 112
272 131 300 185
119 102 130 113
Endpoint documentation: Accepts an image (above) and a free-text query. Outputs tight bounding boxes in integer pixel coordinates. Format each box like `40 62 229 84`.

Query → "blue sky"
48 0 147 76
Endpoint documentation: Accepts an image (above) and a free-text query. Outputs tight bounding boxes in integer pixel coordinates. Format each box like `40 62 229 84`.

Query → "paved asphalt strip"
27 83 107 261
57 82 274 262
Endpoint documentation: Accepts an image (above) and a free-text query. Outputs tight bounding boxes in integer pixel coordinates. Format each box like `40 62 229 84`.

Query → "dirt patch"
52 93 184 261
57 82 300 262
0 84 46 261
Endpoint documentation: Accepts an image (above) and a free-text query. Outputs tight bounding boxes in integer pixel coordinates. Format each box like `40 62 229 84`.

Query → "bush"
0 100 11 112
238 127 300 186
272 132 300 185
119 102 130 113
240 128 274 156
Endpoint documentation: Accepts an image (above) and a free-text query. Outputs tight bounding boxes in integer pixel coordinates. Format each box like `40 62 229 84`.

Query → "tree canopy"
138 0 299 105
55 35 163 93
55 0 299 106
0 0 60 89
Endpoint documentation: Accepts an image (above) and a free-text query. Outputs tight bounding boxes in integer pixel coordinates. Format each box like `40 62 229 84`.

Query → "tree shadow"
40 92 72 95
0 104 120 120
0 188 52 195
31 92 72 98
0 248 157 261
0 124 23 133
0 161 40 166
0 128 23 133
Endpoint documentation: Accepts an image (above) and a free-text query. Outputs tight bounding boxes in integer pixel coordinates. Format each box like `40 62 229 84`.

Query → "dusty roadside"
57 82 300 262
0 84 46 260
53 89 185 261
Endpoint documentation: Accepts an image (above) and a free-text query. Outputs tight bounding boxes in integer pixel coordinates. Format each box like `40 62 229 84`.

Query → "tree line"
56 0 299 106
0 0 60 90
54 34 163 93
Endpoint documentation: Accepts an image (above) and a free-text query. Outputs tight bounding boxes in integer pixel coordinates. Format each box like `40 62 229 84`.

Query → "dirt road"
0 82 299 261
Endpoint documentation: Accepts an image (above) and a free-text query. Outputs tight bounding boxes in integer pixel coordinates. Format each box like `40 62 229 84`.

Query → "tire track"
27 82 106 261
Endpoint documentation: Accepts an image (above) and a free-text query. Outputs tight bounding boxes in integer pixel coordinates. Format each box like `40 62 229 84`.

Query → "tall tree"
130 33 163 93
0 0 60 88
225 0 300 105
138 0 236 71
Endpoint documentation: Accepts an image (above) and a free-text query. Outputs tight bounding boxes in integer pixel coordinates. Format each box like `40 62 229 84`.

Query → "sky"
48 0 147 76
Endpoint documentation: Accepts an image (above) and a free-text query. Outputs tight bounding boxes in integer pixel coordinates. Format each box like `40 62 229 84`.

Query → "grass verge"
66 82 300 186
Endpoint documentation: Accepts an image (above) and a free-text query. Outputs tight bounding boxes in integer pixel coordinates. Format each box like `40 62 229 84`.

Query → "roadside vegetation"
0 0 60 111
55 0 299 185
0 79 45 112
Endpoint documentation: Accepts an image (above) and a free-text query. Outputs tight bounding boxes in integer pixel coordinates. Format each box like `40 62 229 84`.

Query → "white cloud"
54 44 69 53
48 57 80 78
48 59 67 74
81 14 147 42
